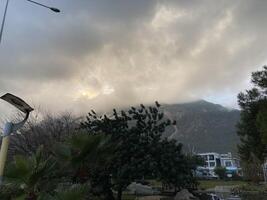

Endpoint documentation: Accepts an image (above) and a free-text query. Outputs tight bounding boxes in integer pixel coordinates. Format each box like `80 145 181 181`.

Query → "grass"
122 180 267 198
147 179 162 188
238 183 267 193
120 180 267 199
122 193 136 200
198 180 247 190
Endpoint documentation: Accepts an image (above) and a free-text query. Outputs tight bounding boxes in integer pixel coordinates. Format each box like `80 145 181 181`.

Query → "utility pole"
0 0 60 44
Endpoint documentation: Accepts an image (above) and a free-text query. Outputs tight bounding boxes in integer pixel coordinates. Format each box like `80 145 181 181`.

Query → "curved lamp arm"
2 112 30 137
11 112 30 134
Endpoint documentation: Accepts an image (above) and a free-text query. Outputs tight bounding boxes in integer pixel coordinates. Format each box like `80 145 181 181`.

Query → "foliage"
156 139 202 191
2 146 58 199
1 130 113 200
236 182 267 193
9 113 78 157
241 155 263 183
1 102 201 200
53 132 111 184
0 184 24 200
257 106 267 145
1 135 106 200
237 66 267 163
53 132 114 200
81 102 199 199
40 184 88 200
214 167 227 180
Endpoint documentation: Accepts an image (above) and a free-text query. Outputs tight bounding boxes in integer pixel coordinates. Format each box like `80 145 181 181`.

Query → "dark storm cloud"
0 0 267 114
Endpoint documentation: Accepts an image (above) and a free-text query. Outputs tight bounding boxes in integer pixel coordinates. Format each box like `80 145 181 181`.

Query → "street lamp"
25 0 60 13
0 93 33 184
0 0 61 44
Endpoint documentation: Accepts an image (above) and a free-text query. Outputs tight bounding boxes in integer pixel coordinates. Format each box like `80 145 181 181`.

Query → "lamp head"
1 93 34 114
50 7 60 13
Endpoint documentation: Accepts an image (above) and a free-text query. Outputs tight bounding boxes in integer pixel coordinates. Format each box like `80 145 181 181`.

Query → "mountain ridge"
161 100 240 154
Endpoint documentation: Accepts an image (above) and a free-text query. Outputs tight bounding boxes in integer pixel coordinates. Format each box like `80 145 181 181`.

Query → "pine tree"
237 66 267 163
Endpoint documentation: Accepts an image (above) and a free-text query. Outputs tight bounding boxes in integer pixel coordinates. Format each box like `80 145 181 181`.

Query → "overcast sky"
0 0 266 115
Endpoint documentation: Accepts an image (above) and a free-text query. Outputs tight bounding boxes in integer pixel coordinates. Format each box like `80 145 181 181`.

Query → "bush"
9 113 78 157
231 172 243 181
214 167 226 179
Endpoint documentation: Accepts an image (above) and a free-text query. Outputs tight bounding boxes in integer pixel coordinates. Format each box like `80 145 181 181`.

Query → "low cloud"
0 0 267 116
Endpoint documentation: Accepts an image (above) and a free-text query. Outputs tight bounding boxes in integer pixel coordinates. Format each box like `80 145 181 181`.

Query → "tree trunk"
102 174 115 200
117 187 123 200
104 187 115 200
26 192 37 200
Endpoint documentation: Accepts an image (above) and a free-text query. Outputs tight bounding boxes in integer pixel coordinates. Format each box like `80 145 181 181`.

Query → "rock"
127 182 160 195
174 189 199 200
196 192 213 200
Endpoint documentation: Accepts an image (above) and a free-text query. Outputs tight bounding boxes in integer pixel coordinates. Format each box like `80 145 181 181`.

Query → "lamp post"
0 93 33 184
0 0 60 44
25 0 60 13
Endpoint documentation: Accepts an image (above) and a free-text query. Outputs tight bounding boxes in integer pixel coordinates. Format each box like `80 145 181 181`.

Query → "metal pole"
0 112 30 185
26 0 51 9
0 122 12 184
0 0 10 44
0 0 60 44
0 137 10 183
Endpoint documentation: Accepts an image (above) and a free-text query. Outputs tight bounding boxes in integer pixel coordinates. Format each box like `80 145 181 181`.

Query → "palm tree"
3 146 57 199
54 132 112 184
54 132 115 200
1 133 113 200
38 184 88 200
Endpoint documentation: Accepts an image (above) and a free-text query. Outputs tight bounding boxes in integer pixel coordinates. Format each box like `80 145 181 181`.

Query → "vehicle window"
225 161 232 167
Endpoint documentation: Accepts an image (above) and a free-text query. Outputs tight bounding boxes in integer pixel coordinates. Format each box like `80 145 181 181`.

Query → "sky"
0 0 267 116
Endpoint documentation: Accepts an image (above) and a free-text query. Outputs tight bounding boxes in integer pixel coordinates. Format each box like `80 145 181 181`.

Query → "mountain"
161 100 240 154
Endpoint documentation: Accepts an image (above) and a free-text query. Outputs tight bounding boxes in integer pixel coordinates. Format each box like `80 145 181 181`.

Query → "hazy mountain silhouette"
162 100 240 154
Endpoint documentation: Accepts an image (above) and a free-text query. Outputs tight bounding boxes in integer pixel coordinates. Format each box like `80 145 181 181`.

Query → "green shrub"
214 167 226 179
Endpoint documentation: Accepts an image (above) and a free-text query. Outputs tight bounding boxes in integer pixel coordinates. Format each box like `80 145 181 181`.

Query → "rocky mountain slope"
162 100 240 154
